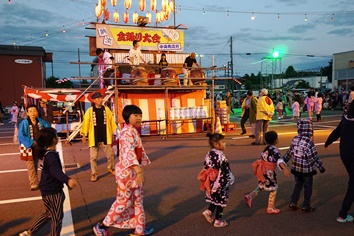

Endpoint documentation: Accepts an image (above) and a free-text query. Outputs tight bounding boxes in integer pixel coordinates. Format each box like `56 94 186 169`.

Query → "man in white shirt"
129 40 146 66
96 48 114 88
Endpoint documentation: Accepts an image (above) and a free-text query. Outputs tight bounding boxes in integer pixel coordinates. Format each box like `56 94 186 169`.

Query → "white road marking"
0 196 41 205
0 143 18 146
0 168 27 174
0 152 20 156
278 141 340 150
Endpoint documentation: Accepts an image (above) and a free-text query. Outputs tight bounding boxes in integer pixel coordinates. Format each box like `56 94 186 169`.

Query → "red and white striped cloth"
56 78 72 84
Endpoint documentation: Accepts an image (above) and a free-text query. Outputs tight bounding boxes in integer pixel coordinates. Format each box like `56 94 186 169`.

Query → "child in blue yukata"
283 119 326 212
198 133 234 227
245 131 290 214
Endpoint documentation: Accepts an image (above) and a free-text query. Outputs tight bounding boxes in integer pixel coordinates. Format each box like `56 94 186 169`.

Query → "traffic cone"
215 116 222 134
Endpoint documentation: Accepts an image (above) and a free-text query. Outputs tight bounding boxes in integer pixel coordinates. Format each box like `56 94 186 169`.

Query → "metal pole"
211 55 215 133
78 48 81 77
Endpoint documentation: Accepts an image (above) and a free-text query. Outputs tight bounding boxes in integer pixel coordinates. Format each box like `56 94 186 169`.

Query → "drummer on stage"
129 40 146 66
183 52 200 85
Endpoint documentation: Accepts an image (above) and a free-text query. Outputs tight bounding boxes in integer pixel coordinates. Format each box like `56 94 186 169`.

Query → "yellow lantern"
123 11 129 23
162 0 168 11
95 3 102 18
169 0 175 12
160 10 165 22
113 10 119 23
124 0 131 9
133 11 139 23
146 11 151 23
111 0 117 7
155 10 160 22
139 0 146 11
165 5 171 20
150 0 156 11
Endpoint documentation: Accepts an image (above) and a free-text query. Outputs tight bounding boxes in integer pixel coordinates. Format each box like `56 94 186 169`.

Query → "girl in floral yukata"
199 133 234 228
245 131 290 214
93 105 153 236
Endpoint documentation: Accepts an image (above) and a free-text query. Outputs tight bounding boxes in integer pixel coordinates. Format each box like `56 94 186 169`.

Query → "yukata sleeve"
274 147 287 170
134 129 151 167
119 130 141 169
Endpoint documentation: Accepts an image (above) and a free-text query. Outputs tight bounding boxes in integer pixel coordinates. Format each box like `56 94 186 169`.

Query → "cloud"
274 0 308 6
327 28 354 36
288 23 316 34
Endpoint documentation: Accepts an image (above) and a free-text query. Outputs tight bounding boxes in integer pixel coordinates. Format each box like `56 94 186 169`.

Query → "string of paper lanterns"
95 0 175 24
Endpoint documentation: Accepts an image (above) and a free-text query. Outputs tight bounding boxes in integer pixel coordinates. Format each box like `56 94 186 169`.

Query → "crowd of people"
5 85 353 235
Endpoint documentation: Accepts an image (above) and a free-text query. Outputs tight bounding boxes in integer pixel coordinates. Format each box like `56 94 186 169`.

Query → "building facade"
333 50 354 90
0 45 52 107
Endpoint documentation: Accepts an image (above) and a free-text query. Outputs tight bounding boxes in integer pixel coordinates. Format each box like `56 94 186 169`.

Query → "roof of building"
0 45 53 62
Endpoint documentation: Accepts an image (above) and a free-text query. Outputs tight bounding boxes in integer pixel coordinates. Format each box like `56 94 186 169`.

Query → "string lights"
251 12 255 20
304 13 308 21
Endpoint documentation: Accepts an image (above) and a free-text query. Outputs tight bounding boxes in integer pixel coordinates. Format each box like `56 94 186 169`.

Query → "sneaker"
213 219 228 228
302 206 315 213
288 203 300 211
336 215 354 223
249 135 255 138
245 195 252 208
19 231 31 236
93 222 109 236
91 174 98 182
108 169 115 176
30 185 38 191
202 209 213 224
240 131 247 135
130 227 154 236
251 142 261 145
267 207 281 214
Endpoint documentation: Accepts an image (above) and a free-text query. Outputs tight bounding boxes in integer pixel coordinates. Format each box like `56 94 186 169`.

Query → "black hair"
133 40 138 46
26 104 37 112
265 131 278 145
122 105 142 123
350 86 354 91
37 127 58 160
206 132 224 148
247 90 253 96
278 98 282 102
161 53 166 57
96 48 104 55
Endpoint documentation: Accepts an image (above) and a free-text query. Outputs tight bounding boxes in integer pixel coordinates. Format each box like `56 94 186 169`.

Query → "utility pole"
229 36 234 91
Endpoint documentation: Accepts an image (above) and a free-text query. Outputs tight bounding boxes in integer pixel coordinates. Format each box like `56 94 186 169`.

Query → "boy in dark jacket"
283 119 325 212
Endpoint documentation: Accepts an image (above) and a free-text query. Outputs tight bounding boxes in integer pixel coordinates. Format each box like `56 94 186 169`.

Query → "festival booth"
85 23 213 136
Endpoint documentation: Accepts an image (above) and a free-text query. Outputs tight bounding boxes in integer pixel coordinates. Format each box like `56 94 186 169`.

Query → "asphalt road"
1 109 353 236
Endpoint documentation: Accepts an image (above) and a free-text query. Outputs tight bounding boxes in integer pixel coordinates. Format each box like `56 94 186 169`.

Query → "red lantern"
162 0 168 11
111 0 117 7
123 11 129 23
124 0 131 9
104 9 110 21
139 0 146 11
113 11 119 23
150 0 156 11
101 0 107 8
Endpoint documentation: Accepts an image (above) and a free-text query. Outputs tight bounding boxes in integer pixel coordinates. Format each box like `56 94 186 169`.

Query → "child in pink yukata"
245 131 290 214
93 105 153 236
198 133 234 227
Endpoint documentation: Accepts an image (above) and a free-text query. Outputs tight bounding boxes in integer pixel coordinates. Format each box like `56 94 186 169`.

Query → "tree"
295 80 310 88
45 76 73 88
321 59 333 82
284 65 298 78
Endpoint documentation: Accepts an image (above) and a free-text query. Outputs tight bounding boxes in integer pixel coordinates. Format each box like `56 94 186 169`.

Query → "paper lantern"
124 0 131 9
104 8 110 21
169 0 175 12
150 0 156 11
162 0 168 11
146 11 151 23
155 10 160 22
165 5 171 20
101 0 107 8
113 10 119 23
139 0 146 11
133 11 139 24
111 0 117 7
123 11 129 23
95 3 103 18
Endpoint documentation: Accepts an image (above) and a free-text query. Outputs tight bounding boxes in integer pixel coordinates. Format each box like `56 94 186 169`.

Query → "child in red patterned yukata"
245 131 290 214
199 133 234 227
93 105 153 236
